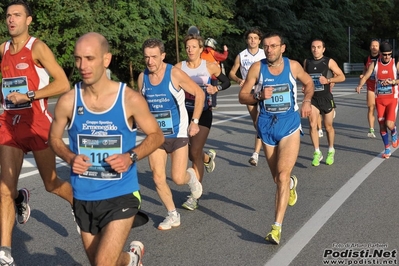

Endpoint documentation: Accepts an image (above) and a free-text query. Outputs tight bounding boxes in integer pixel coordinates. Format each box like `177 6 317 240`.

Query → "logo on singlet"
16 63 29 70
78 106 84 115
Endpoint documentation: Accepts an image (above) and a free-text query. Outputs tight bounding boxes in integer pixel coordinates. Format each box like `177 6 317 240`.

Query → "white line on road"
264 148 395 266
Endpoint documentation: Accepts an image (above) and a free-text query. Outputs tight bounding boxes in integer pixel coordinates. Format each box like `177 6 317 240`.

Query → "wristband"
302 100 311 103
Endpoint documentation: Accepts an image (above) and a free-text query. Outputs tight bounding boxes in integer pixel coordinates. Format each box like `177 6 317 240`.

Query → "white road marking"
264 149 395 265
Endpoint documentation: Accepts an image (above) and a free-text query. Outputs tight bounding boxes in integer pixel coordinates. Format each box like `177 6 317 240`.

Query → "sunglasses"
382 53 392 56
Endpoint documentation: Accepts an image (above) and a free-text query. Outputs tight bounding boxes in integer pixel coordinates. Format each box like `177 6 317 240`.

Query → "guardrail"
343 62 364 74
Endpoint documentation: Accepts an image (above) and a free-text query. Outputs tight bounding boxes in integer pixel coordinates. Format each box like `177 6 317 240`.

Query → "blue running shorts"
257 111 302 146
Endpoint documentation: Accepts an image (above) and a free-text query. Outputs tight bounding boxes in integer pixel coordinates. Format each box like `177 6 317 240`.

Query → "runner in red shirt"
0 2 73 264
356 41 399 158
360 39 380 137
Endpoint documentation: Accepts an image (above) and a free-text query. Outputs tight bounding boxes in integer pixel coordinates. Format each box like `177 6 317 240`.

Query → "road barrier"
343 62 364 74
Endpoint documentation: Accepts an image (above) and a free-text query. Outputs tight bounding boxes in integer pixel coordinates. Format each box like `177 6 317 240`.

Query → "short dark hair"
244 28 263 40
7 0 32 17
311 39 325 48
142 38 165 54
370 38 380 44
263 31 285 45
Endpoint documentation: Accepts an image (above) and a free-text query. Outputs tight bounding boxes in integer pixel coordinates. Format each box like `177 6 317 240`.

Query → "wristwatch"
191 118 199 124
128 150 138 163
26 91 35 102
217 85 223 91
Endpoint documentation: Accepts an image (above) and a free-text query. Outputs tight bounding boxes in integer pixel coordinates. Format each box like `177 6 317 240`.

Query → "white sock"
168 209 178 216
274 222 282 227
290 177 294 189
329 147 335 152
315 148 320 153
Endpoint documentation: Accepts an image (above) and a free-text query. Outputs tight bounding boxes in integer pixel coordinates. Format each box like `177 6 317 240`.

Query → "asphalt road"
12 77 399 266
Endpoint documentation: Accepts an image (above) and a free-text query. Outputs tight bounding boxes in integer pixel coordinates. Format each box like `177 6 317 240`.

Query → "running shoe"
16 188 30 224
311 151 323 166
288 175 298 206
249 152 259 166
0 251 15 266
367 128 376 138
129 241 145 266
204 149 216 173
318 129 324 138
382 148 391 159
265 224 281 245
187 168 203 199
392 134 398 148
182 195 199 211
158 212 181 230
326 149 335 165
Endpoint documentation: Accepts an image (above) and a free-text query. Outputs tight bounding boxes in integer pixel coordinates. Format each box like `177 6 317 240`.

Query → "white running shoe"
0 251 15 266
129 241 144 266
367 128 376 138
249 152 259 166
158 212 181 230
204 149 216 173
182 195 199 211
16 188 30 224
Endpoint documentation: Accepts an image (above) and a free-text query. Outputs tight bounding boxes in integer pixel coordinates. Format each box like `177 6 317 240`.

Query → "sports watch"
26 91 35 102
191 118 199 124
129 150 138 163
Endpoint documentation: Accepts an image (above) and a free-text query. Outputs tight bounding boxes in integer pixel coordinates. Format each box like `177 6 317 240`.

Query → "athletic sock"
0 246 12 258
381 131 389 146
391 126 397 136
328 147 335 152
14 191 24 204
274 222 282 227
290 177 294 190
168 209 178 217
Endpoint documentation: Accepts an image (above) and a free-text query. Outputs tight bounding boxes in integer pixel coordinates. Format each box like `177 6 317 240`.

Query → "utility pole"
174 0 179 63
348 26 351 63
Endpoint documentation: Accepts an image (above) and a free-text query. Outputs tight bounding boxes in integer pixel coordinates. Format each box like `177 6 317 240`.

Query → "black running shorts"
311 93 336 115
188 109 213 129
73 191 141 235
